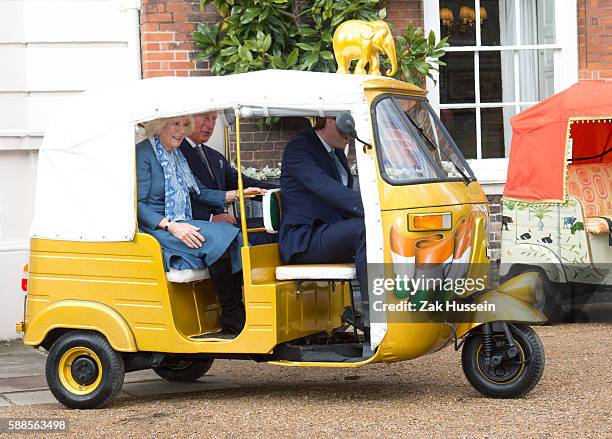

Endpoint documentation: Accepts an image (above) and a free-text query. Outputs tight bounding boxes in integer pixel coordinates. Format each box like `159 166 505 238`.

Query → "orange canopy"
504 81 612 202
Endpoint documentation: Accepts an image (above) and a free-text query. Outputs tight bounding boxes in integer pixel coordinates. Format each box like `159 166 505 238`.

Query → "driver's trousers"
288 217 369 326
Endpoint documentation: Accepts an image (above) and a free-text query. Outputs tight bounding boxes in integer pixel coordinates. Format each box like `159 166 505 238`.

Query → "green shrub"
194 1 447 87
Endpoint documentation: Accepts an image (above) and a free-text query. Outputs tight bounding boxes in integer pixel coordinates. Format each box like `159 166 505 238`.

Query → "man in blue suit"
279 117 368 335
179 112 278 244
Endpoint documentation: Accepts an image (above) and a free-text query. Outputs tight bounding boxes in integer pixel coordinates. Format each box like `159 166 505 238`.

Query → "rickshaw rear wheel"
46 331 125 409
153 358 214 382
462 323 544 398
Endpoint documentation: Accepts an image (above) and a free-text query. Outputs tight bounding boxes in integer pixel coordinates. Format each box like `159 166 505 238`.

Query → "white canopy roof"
30 70 409 242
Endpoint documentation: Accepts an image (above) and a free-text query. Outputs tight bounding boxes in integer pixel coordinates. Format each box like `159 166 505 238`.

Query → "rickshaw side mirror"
336 111 372 153
336 111 357 138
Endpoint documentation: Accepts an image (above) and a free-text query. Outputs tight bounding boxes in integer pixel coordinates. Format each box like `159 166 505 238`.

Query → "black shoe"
341 306 365 331
332 327 360 343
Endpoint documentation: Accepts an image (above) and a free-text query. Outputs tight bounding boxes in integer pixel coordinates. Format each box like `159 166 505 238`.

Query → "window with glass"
433 0 559 160
373 95 475 185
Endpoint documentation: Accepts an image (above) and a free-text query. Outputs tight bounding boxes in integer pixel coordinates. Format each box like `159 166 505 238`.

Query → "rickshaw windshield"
373 95 475 184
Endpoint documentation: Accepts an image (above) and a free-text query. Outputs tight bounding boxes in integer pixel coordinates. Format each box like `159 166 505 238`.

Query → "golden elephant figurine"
333 20 398 77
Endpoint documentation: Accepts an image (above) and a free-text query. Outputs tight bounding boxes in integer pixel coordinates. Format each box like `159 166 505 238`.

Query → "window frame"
424 0 578 190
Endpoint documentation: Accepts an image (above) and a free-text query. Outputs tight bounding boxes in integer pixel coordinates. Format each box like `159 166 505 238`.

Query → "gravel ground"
1 319 611 439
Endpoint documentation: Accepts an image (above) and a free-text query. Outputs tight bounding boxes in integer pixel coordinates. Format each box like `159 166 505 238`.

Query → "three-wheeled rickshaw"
501 81 612 322
19 70 546 409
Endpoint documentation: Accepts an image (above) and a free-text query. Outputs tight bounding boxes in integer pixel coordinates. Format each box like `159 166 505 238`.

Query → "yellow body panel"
24 300 137 352
350 87 495 362
455 292 546 339
363 78 426 96
25 235 349 356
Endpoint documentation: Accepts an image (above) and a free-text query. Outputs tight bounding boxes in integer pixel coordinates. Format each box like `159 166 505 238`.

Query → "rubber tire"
153 359 214 382
46 331 125 409
462 324 545 398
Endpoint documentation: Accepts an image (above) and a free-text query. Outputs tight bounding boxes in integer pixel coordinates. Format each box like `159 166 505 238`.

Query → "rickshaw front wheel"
153 358 214 382
461 323 544 398
46 331 125 409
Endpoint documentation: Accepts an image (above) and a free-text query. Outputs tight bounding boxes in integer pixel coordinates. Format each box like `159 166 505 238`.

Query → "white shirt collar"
186 137 198 148
315 131 334 154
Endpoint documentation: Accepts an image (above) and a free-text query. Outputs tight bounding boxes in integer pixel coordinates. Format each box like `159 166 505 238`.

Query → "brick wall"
578 0 612 81
487 194 503 261
140 0 218 78
387 0 423 34
228 117 313 169
140 0 423 78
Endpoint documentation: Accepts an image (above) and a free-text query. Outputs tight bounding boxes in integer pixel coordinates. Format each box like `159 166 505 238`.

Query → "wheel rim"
475 336 526 385
58 347 103 395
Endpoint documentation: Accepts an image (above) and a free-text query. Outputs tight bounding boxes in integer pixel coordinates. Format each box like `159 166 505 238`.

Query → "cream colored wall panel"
27 93 80 133
0 150 37 239
25 0 130 42
0 1 25 42
0 249 29 340
0 94 28 130
28 46 130 91
0 135 42 150
0 47 27 91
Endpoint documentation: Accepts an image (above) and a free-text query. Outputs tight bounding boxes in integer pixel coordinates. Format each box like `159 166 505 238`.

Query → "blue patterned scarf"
149 137 200 221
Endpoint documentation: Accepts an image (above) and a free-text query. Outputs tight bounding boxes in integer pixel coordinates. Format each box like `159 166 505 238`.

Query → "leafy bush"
194 1 448 87
393 22 448 85
195 0 385 75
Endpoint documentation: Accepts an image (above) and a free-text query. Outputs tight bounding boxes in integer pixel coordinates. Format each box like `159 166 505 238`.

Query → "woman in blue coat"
137 115 262 337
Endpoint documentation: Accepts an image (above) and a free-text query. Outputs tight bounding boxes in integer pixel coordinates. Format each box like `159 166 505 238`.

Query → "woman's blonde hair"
142 115 194 138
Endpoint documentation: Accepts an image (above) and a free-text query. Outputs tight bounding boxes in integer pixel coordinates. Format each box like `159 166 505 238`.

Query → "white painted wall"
0 0 142 339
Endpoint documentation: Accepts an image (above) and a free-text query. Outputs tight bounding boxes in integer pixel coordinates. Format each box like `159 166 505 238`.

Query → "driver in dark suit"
279 117 368 335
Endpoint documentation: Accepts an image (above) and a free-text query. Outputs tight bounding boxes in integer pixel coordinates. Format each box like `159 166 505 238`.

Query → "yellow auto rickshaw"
18 70 546 409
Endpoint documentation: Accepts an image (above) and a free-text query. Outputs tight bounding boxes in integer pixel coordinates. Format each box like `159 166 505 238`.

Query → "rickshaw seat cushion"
263 189 282 234
584 216 611 234
275 263 356 281
566 164 611 217
566 164 611 238
166 268 210 283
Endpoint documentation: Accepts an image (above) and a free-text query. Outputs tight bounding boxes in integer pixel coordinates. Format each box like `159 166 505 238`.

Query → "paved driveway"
0 341 239 407
0 305 610 438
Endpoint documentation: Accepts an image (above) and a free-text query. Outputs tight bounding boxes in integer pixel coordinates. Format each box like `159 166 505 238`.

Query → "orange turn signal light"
408 213 452 231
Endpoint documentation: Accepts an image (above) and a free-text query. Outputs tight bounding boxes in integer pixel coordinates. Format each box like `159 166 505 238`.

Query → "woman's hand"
167 222 205 249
